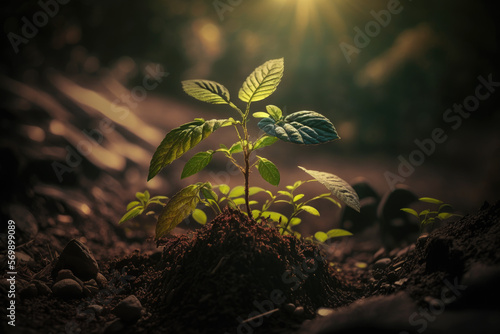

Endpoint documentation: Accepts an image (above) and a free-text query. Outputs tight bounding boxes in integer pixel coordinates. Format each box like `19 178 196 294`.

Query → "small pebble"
373 258 392 270
112 295 143 323
373 247 386 261
317 307 335 317
283 303 296 314
293 306 305 317
52 279 83 299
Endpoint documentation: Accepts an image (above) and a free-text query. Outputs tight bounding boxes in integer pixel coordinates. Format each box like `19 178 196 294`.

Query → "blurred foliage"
1 0 499 154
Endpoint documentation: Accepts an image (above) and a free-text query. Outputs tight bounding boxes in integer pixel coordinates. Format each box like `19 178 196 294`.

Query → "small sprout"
401 197 462 232
120 191 168 224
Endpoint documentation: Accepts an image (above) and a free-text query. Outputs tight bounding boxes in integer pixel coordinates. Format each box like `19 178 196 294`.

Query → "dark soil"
3 201 500 334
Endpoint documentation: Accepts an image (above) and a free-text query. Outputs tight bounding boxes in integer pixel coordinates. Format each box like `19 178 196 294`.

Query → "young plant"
119 191 168 223
401 197 462 232
123 58 360 240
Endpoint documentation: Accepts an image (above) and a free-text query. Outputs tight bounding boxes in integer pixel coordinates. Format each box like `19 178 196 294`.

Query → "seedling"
401 197 462 232
120 191 168 223
121 58 360 240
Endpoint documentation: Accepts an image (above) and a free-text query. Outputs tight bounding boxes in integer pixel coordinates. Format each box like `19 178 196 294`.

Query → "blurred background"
1 0 499 240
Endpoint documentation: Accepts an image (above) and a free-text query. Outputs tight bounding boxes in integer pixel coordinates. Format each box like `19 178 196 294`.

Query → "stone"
112 295 143 323
104 318 125 334
56 269 84 287
373 247 386 261
293 306 305 317
283 303 296 314
52 239 99 281
96 273 108 288
52 279 83 299
316 307 335 317
373 258 391 270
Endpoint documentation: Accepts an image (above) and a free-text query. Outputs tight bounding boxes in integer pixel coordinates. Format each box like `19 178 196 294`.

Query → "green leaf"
326 229 353 238
218 184 230 195
119 207 144 224
144 190 150 202
261 211 288 224
401 208 419 218
232 198 247 206
299 167 360 212
136 192 147 203
322 196 341 208
228 185 245 198
229 141 246 154
290 217 302 226
257 157 280 186
201 186 218 202
277 190 292 198
419 197 444 205
293 194 305 202
266 105 282 121
181 151 214 179
126 201 141 211
438 204 453 213
148 119 230 181
151 195 168 201
249 187 266 196
238 58 284 103
436 212 458 220
258 111 339 145
314 232 328 243
182 80 230 104
301 205 320 216
252 210 261 219
253 136 278 150
145 211 155 215
253 112 270 118
419 209 430 217
155 183 205 239
192 208 207 225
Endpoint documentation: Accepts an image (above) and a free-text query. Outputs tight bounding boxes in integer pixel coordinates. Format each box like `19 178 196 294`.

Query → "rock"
283 303 296 314
377 186 419 248
350 177 380 200
316 307 335 317
112 295 143 323
293 306 305 317
104 318 125 334
96 273 108 288
84 279 98 287
373 247 386 261
341 197 378 233
373 258 391 270
52 279 83 299
9 204 38 241
56 269 84 287
20 283 38 299
52 239 99 281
